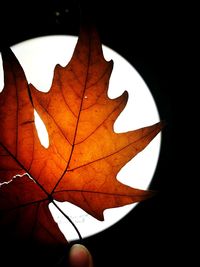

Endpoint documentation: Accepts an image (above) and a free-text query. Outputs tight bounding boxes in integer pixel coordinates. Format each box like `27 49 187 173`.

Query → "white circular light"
0 35 161 241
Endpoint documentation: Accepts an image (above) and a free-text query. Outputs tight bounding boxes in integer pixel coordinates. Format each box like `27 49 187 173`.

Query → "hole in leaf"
34 109 49 148
0 54 4 92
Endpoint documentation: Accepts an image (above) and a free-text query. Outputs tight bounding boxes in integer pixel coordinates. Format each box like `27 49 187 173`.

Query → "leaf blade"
0 24 163 247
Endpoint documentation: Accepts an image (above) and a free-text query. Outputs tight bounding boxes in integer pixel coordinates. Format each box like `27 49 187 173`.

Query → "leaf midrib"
50 31 92 194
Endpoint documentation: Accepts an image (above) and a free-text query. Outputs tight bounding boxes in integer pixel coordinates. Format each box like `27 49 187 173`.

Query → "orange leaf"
0 25 163 249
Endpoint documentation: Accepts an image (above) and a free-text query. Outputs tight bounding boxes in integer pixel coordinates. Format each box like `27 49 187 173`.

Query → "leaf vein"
70 126 157 171
75 96 125 145
39 104 72 146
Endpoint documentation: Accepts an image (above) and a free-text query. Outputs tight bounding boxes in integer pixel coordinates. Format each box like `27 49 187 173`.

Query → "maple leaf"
0 25 163 258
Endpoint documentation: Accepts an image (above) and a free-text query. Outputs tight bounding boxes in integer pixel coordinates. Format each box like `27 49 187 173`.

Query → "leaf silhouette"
0 25 163 256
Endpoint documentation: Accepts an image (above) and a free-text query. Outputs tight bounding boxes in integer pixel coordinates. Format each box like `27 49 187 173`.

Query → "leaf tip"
1 47 18 65
160 119 167 129
144 189 158 199
134 188 158 205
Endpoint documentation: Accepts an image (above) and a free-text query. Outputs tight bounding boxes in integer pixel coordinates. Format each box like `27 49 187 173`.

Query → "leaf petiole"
52 200 82 241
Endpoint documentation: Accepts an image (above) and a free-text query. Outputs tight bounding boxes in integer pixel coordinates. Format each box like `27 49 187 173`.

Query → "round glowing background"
0 36 161 241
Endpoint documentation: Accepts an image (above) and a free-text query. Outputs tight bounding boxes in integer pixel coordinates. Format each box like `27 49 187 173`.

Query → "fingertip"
69 244 93 267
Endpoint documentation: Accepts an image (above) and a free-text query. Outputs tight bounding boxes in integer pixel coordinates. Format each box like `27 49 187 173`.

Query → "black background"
0 0 184 266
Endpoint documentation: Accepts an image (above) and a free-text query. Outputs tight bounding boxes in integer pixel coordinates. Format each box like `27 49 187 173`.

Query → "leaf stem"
52 200 82 241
